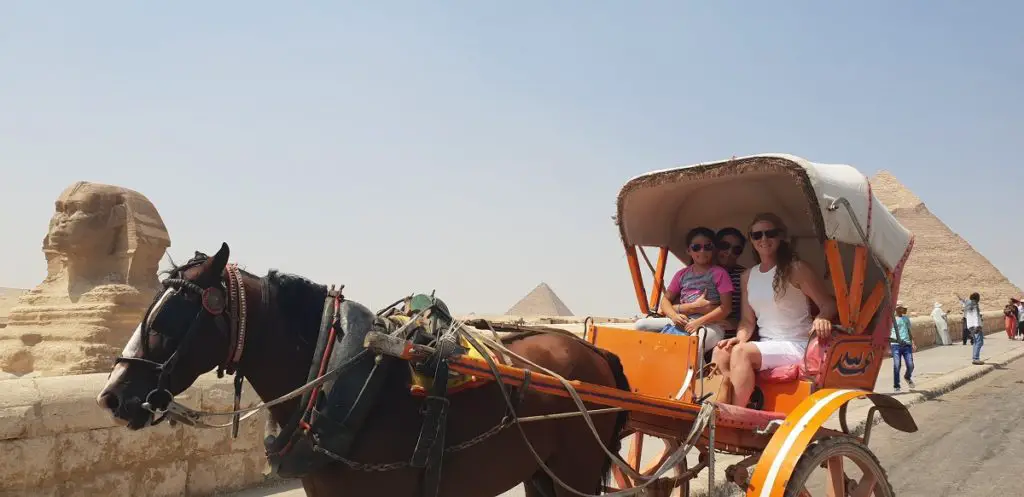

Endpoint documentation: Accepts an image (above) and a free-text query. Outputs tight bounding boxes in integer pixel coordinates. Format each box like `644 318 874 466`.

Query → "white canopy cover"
615 154 914 277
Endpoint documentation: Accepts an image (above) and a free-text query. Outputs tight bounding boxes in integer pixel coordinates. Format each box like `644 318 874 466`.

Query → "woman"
634 227 734 353
1004 303 1018 340
711 213 837 408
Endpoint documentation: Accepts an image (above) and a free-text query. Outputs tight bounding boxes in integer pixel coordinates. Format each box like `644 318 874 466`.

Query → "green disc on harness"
409 294 452 319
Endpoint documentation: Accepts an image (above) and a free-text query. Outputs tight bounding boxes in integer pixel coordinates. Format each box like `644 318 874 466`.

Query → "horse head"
96 242 241 429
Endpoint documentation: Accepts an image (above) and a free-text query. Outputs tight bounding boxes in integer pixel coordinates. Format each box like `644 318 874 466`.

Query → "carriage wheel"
605 431 688 497
784 437 894 497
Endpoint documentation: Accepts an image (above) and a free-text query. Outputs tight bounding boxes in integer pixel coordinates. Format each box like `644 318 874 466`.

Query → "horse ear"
208 242 230 275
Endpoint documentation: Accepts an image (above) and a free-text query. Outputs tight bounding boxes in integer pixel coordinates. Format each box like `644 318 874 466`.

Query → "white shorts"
753 340 807 371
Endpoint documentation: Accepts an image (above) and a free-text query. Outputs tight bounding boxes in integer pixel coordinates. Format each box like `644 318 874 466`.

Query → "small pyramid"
506 283 574 317
869 172 1022 314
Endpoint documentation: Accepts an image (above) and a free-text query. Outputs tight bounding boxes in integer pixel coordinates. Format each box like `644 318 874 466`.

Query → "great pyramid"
506 282 574 317
870 171 1022 315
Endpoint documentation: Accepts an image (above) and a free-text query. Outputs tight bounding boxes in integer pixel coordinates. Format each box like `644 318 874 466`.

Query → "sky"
2 2 1022 317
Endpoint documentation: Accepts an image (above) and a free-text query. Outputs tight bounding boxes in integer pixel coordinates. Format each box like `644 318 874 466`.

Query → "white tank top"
747 264 812 342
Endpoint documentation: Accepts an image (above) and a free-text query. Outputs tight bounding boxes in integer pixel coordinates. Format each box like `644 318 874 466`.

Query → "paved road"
231 340 1024 497
862 357 1024 497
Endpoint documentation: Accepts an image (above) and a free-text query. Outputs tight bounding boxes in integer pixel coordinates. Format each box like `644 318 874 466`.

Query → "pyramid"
506 283 574 317
870 171 1022 315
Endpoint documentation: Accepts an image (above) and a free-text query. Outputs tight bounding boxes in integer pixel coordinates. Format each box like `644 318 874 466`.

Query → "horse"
95 243 631 497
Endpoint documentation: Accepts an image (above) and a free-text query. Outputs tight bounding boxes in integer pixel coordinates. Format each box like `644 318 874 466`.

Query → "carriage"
98 153 919 497
368 153 920 496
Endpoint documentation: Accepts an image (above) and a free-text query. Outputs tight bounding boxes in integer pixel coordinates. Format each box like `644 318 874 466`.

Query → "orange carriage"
369 154 919 496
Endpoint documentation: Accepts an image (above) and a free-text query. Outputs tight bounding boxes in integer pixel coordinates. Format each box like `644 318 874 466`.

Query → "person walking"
956 292 984 364
890 301 916 392
931 302 951 345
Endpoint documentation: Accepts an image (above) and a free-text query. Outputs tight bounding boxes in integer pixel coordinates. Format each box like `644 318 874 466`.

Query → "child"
890 301 916 392
634 227 734 353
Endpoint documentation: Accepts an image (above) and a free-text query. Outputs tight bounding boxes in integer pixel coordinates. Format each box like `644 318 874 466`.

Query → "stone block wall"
0 372 274 496
904 310 1005 350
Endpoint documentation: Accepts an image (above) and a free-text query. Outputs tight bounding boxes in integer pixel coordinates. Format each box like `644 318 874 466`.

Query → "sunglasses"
749 228 781 241
716 241 744 255
689 242 715 252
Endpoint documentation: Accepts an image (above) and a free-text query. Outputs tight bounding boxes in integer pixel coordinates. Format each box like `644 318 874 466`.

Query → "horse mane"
263 269 328 345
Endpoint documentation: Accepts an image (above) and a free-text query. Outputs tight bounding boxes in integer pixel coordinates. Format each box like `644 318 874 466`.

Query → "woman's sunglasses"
689 242 715 252
716 241 745 255
749 228 781 241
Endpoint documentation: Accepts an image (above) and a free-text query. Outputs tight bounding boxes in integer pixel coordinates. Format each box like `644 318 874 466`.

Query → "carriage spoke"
849 473 877 497
826 456 847 497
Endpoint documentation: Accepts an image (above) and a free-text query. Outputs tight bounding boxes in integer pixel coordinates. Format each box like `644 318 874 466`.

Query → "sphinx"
0 181 171 377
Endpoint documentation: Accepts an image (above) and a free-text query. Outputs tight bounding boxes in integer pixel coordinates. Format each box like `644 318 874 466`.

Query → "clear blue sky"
2 2 1021 317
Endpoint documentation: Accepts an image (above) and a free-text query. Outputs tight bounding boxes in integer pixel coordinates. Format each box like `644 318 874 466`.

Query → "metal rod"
516 407 626 423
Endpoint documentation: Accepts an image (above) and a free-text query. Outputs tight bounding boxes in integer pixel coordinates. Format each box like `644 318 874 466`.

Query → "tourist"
890 301 916 392
711 212 837 408
956 292 984 365
714 227 747 335
930 302 951 345
634 227 733 353
1004 301 1018 340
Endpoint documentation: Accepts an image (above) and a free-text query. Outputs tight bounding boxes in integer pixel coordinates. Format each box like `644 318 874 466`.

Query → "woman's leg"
729 343 762 407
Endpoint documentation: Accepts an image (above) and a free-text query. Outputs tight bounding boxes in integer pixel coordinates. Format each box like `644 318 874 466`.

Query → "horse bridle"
114 263 251 425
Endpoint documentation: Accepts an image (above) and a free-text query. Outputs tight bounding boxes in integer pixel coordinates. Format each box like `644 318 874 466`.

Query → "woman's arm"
792 260 837 335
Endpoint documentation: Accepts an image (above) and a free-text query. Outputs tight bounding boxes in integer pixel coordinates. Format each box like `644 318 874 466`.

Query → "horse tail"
598 349 631 493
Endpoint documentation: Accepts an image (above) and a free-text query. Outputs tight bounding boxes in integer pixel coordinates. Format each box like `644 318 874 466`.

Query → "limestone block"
0 378 40 408
60 469 133 497
186 450 270 496
185 457 219 496
0 405 36 440
106 421 183 469
135 460 188 497
55 428 115 479
36 373 119 434
0 435 56 489
1 486 59 497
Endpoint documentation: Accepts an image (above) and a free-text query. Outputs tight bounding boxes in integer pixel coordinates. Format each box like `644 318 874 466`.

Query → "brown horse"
96 243 630 497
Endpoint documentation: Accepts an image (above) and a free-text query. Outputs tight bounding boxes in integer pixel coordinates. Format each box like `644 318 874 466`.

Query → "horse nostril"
98 392 120 411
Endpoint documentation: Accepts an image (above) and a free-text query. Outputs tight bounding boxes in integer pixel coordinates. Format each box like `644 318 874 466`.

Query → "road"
861 358 1024 497
231 358 1024 497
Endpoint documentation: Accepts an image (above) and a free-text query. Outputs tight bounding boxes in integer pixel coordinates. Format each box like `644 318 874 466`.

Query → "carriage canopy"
615 153 914 283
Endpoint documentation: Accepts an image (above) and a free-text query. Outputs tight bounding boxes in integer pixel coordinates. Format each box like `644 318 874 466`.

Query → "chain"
311 419 514 472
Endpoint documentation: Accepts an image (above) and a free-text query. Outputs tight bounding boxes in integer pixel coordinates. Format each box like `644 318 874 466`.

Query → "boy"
890 301 916 392
956 292 984 365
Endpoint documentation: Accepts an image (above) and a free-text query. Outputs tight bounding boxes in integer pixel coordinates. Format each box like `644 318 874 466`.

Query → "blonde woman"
711 213 837 408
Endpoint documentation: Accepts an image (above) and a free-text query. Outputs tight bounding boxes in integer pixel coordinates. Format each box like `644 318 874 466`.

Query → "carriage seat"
755 334 825 385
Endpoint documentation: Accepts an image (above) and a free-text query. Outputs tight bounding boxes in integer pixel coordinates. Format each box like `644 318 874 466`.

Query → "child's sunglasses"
689 242 715 252
749 228 781 240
